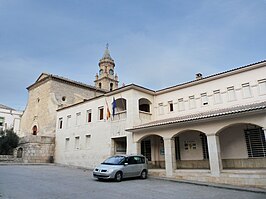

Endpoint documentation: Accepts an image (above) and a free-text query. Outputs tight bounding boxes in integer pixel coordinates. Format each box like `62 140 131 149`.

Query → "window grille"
245 128 266 158
175 136 181 160
141 140 151 161
200 133 209 159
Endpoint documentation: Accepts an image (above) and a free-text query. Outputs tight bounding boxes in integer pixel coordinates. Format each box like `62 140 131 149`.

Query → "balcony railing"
139 111 152 121
113 111 127 121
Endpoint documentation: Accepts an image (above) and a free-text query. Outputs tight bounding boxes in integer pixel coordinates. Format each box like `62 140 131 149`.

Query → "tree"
0 129 19 155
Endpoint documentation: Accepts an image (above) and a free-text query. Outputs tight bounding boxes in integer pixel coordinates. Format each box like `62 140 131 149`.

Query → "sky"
0 0 266 110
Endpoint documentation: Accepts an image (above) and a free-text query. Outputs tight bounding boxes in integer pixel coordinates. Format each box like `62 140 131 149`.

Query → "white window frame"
201 93 208 106
75 136 80 149
158 103 164 115
76 112 81 126
178 98 185 111
227 86 236 102
242 83 252 99
189 95 196 109
213 90 222 104
98 106 104 121
258 79 266 95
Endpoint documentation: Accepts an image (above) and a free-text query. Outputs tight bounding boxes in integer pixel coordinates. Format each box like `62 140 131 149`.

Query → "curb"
150 176 266 194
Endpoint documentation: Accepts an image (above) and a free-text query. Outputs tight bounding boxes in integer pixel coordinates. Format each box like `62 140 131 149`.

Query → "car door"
122 157 137 178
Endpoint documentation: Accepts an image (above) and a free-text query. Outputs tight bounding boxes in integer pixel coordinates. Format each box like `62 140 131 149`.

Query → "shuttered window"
245 128 266 158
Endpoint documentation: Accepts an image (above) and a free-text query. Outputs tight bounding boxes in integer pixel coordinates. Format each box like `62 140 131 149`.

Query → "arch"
139 134 165 169
17 147 23 158
139 98 152 113
136 133 164 143
115 98 127 112
32 125 38 135
216 122 263 136
172 129 210 169
218 122 265 169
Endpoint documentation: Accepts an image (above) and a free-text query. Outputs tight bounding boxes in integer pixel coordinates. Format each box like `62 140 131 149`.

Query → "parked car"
93 155 148 182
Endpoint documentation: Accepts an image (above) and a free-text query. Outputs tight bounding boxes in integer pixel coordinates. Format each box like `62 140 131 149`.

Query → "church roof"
27 73 106 93
127 100 266 132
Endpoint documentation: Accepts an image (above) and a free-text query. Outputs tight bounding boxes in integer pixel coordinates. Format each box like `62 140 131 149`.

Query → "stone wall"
18 135 55 163
0 155 14 162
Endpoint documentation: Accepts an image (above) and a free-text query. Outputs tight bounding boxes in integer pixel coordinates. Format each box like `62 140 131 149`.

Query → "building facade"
0 104 22 133
55 58 266 188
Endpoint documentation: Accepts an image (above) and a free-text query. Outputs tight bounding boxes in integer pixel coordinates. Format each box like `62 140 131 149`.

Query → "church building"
19 46 266 188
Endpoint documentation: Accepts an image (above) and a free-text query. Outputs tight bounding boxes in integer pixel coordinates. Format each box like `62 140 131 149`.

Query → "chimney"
196 73 203 80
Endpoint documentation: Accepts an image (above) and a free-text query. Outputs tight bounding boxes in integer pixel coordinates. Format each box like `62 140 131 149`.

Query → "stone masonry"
18 135 55 163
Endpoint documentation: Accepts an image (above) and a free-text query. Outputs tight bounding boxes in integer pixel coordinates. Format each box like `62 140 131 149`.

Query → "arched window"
110 83 113 91
32 125 38 135
17 148 23 158
99 82 102 89
115 98 127 112
139 98 151 113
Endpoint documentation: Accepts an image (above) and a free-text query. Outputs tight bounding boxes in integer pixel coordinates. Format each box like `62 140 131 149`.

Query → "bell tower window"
99 82 102 89
110 83 113 91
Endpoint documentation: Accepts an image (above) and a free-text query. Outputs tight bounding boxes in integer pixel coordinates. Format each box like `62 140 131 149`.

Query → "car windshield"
102 156 125 165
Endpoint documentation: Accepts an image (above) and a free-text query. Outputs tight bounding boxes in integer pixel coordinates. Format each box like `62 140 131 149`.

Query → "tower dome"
95 44 119 91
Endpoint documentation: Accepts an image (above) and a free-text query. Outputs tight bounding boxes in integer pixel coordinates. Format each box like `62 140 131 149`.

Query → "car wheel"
114 171 123 182
140 170 147 179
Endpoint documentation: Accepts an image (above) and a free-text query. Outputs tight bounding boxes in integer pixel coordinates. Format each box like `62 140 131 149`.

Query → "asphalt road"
0 165 265 199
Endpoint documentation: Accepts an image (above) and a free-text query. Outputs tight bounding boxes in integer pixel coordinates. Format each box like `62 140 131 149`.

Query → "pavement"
0 162 266 196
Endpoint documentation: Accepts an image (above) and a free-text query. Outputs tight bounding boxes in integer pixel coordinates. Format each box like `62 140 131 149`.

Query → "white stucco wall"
0 106 22 135
55 61 266 170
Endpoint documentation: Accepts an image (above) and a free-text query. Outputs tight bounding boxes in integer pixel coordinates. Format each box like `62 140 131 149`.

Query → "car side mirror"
124 162 128 166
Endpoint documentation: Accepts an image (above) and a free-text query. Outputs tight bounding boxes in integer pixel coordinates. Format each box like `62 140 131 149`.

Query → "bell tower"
95 44 119 91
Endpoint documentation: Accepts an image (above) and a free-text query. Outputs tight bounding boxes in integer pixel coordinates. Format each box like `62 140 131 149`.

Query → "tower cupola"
94 44 119 91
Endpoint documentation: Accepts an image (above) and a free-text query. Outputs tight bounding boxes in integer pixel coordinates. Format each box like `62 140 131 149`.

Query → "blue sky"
0 0 265 110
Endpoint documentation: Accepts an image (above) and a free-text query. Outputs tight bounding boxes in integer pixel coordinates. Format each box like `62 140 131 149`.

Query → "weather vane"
106 43 109 49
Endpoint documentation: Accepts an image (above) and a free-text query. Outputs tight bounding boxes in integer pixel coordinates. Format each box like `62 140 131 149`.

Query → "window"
87 110 92 123
85 135 91 149
242 83 252 98
227 86 236 101
99 82 102 89
201 93 208 106
189 95 196 109
168 101 174 112
158 103 164 115
110 83 113 91
75 136 80 149
67 115 71 128
213 90 222 104
258 79 266 95
76 112 81 125
200 133 209 159
0 117 4 131
139 98 151 113
178 98 185 111
65 138 70 150
58 118 63 129
98 107 104 120
245 128 266 157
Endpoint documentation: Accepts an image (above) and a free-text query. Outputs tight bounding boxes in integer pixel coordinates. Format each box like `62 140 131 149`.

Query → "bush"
0 129 19 155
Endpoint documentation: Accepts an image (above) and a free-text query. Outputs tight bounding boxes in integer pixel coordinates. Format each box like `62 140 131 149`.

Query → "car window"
128 157 137 165
102 156 125 165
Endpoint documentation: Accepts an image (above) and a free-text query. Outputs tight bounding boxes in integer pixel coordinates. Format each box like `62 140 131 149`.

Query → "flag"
105 99 111 120
112 97 117 117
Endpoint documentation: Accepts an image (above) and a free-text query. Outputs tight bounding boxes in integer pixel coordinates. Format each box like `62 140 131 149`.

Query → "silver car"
93 155 148 182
